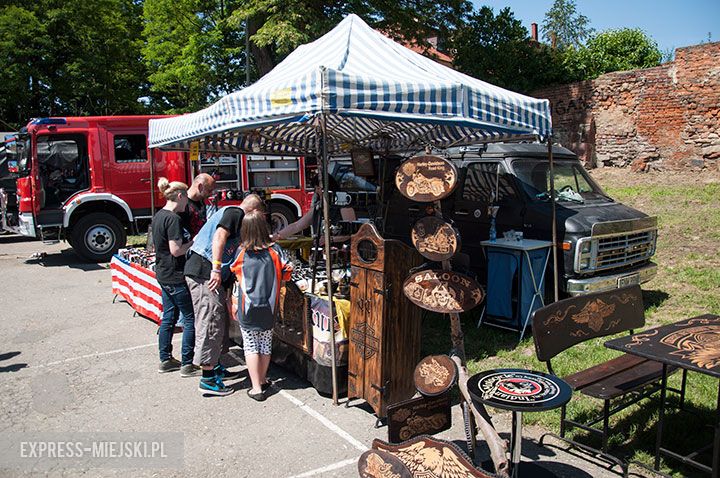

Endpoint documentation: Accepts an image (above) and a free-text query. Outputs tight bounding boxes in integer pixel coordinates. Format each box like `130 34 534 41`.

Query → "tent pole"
149 148 156 215
548 136 559 302
320 112 339 405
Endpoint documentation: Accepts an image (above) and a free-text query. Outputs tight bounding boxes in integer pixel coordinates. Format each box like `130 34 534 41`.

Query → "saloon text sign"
403 270 484 314
411 216 461 262
395 155 458 202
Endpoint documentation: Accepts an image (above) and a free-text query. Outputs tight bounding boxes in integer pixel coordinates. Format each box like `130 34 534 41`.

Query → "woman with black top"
153 178 199 377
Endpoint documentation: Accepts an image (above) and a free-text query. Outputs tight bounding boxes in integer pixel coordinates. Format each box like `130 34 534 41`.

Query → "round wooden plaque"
414 354 458 396
395 155 458 202
411 216 461 262
403 269 484 314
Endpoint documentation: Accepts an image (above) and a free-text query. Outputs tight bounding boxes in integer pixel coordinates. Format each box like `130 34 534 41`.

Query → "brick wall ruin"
532 42 720 170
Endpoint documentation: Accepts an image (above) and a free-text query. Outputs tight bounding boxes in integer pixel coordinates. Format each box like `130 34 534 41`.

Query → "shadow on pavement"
0 351 22 361
25 248 105 271
0 234 37 244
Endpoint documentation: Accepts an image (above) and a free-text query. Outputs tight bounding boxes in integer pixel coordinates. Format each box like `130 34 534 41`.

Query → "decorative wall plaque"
358 449 412 478
411 216 461 262
413 354 458 397
403 270 484 314
395 155 458 202
387 393 452 443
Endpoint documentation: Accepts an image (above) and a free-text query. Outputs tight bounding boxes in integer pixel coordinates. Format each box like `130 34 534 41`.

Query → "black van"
381 143 657 296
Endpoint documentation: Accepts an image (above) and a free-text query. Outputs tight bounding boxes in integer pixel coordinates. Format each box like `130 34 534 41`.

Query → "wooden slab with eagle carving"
370 435 497 478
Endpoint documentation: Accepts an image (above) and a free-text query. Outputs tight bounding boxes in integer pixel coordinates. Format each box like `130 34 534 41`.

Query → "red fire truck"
8 116 315 262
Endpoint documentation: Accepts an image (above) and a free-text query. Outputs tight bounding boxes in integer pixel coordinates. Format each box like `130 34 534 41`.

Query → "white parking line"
32 342 157 369
286 457 360 478
278 389 368 452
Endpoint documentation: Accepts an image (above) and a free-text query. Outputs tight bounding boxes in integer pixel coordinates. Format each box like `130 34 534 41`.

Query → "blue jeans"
158 283 196 365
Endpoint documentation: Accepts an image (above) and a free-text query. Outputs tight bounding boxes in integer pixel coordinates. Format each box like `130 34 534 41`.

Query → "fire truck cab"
13 116 188 262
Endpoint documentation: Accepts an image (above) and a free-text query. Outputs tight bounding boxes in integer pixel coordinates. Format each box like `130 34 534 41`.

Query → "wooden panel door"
348 266 367 400
364 269 386 415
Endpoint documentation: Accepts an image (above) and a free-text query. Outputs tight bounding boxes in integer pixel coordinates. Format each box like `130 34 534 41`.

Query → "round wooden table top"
467 368 572 413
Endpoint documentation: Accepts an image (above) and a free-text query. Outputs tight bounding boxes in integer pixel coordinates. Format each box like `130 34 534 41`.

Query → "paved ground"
0 235 650 477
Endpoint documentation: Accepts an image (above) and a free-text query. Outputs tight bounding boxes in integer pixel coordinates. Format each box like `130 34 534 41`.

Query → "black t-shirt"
184 207 245 282
180 197 207 237
152 209 190 285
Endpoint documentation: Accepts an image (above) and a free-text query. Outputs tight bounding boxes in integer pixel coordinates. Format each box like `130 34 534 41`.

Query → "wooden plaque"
403 270 484 314
372 435 496 478
387 393 452 443
411 216 461 262
413 355 457 397
395 155 458 202
358 449 412 478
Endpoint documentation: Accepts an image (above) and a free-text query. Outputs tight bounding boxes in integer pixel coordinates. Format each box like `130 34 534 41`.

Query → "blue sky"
471 0 719 53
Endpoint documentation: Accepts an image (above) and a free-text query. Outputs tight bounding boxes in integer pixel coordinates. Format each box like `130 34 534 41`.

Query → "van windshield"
512 159 612 203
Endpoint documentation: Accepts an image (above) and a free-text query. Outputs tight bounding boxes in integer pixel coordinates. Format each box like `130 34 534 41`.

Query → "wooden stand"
347 223 423 418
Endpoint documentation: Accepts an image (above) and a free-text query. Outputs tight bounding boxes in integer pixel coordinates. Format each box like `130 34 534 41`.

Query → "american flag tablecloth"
110 254 162 324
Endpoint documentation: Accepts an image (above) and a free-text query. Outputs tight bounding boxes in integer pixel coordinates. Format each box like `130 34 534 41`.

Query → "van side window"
113 135 147 163
462 162 515 202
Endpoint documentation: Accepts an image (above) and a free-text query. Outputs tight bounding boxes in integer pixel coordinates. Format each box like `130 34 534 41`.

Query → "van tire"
269 203 297 234
71 213 126 262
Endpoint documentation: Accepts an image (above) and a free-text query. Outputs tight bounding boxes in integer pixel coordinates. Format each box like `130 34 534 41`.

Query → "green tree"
453 7 568 94
230 1 472 76
0 0 147 127
142 0 247 113
542 0 593 49
563 28 662 80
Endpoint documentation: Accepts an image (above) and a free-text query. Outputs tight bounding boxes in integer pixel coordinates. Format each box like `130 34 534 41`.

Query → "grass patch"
421 171 720 477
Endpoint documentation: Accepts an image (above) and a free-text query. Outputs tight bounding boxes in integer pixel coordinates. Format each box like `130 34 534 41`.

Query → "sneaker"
180 364 202 378
158 358 181 373
199 376 234 396
214 363 243 380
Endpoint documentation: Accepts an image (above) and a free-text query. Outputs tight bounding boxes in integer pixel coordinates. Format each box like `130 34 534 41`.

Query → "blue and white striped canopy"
148 14 551 154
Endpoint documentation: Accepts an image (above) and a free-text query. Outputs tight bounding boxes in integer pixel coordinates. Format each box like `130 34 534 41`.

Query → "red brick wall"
532 42 720 170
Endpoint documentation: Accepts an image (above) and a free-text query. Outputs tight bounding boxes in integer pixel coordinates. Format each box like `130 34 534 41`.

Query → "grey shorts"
186 276 231 366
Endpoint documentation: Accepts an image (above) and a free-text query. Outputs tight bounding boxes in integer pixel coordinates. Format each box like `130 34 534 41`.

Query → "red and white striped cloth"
110 254 162 324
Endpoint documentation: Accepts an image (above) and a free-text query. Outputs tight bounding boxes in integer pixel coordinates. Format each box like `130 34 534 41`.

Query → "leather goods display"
395 155 458 202
347 223 423 418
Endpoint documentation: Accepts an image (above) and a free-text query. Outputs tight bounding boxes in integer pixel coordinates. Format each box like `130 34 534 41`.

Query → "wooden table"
605 314 720 477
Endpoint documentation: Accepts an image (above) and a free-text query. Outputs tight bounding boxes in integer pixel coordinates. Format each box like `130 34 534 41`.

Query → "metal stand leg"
655 364 669 470
518 248 550 342
511 411 522 478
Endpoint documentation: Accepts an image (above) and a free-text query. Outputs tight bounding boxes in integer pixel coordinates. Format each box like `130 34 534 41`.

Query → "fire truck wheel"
270 204 297 234
71 213 127 263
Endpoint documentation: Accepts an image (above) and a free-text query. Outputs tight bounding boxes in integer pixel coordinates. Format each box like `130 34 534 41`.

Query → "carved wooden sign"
358 449 412 478
387 393 452 443
411 216 461 262
413 354 458 397
395 155 458 202
403 270 484 314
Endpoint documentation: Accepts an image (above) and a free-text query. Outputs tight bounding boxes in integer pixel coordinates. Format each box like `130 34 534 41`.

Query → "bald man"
181 173 216 236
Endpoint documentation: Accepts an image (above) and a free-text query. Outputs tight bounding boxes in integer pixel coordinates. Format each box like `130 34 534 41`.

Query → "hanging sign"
189 141 200 162
386 393 452 443
413 354 458 397
411 216 461 262
403 270 484 314
395 155 458 202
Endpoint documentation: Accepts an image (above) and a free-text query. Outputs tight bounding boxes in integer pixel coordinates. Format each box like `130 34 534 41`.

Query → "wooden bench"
531 284 686 477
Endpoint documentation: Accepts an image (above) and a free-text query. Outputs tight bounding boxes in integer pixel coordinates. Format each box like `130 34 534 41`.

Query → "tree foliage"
453 7 567 94
563 28 663 80
142 0 247 113
0 0 147 128
542 0 593 49
230 0 473 76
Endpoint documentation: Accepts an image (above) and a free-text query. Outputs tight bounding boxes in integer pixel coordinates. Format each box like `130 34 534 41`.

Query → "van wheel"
269 204 297 234
71 213 126 262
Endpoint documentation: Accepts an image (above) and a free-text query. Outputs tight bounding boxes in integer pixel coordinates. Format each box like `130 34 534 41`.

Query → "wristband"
211 269 221 275
212 260 222 266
